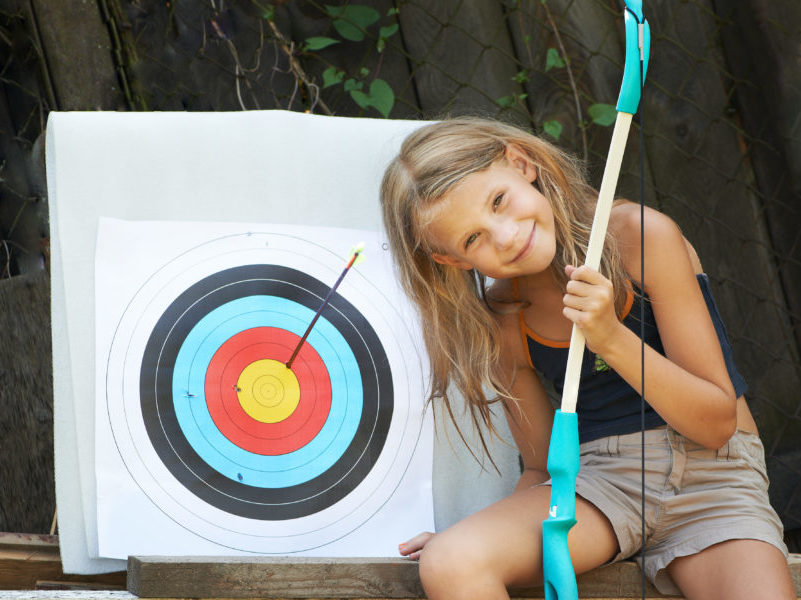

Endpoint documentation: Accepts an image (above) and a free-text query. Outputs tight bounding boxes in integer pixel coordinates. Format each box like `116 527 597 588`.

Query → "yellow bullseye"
236 359 300 423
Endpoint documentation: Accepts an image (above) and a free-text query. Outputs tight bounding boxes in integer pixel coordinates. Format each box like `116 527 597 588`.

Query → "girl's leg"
418 485 619 600
667 539 795 600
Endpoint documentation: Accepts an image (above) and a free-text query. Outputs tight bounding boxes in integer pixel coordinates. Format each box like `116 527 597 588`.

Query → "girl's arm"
563 203 737 449
495 309 555 490
398 311 554 559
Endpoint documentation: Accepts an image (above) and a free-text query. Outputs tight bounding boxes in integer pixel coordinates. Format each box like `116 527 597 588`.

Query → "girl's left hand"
398 531 435 561
562 264 622 353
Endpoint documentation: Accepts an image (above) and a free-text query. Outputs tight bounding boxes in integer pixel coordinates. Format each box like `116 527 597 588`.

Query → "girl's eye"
464 233 478 249
492 194 504 209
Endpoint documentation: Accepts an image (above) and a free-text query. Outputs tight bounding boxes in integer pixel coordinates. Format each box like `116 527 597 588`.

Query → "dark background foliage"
0 0 799 551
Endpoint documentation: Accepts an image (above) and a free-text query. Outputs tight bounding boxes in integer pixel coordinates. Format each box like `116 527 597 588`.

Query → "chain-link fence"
0 0 799 548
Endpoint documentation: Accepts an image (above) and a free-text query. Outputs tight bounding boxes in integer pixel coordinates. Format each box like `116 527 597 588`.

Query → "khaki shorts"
568 427 787 595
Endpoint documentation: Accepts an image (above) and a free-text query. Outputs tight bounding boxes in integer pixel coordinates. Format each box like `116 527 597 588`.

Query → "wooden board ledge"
0 554 797 599
125 554 801 599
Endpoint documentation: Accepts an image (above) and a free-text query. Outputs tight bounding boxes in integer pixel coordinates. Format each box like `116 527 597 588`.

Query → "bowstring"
637 17 647 600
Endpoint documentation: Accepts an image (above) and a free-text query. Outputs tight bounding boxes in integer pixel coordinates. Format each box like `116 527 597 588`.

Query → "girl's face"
426 146 556 280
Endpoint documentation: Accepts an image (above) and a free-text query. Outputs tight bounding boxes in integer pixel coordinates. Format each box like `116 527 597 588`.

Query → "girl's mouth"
511 224 536 263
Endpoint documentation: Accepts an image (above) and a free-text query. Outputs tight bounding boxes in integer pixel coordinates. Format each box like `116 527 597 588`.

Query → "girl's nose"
493 219 517 250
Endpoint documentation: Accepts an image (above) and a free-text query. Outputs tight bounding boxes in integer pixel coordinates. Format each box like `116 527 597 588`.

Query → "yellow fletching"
349 242 366 266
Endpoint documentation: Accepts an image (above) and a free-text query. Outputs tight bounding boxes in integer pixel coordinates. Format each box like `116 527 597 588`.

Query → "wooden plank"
396 1 523 120
0 534 125 590
33 583 124 592
127 554 801 598
0 533 59 553
27 0 125 110
0 553 795 597
0 272 55 533
635 2 801 479
0 595 687 600
714 0 801 379
0 594 135 600
127 557 425 599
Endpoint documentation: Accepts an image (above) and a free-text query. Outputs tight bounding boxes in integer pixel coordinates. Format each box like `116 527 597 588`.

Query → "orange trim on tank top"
512 278 636 353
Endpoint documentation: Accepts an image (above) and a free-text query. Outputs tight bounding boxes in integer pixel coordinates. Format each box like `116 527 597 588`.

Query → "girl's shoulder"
609 199 681 240
609 200 689 280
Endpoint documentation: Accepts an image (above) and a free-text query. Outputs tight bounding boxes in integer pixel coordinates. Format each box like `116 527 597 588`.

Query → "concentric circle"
140 264 392 519
103 228 427 554
204 327 331 455
236 359 300 422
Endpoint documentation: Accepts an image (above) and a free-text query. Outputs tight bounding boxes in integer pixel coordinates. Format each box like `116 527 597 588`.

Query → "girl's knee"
418 534 464 588
418 528 541 596
418 531 495 593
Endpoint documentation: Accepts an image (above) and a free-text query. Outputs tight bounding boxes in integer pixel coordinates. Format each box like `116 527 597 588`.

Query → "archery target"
102 227 427 553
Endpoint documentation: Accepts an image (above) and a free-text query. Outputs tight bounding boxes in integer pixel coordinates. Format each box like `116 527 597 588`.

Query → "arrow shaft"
285 250 360 369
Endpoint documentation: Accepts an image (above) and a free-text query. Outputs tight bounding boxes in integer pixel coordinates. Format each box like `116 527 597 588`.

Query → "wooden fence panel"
397 1 522 119
715 0 801 354
637 2 801 482
0 271 53 532
29 0 124 110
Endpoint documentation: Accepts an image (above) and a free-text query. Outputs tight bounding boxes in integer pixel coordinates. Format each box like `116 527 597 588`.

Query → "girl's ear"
431 252 473 270
504 144 538 183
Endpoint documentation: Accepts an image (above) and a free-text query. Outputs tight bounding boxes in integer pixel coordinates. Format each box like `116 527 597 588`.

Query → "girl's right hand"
398 531 434 560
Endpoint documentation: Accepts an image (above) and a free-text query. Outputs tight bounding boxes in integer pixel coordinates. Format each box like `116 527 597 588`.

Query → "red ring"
204 327 331 455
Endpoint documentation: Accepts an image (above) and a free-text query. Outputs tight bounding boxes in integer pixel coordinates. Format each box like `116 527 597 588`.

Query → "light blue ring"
171 296 363 488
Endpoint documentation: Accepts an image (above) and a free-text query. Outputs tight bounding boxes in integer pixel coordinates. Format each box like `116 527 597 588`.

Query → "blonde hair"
380 117 626 456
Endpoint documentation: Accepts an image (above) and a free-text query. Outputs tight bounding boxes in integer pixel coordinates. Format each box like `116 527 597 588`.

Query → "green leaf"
387 7 399 16
545 47 565 71
379 24 399 39
359 66 370 77
513 70 529 84
588 103 617 126
333 19 364 41
496 95 514 108
322 67 344 88
350 89 371 109
326 4 380 41
305 36 340 50
367 78 394 117
262 5 275 21
348 78 395 117
377 24 399 51
343 78 362 92
543 119 563 140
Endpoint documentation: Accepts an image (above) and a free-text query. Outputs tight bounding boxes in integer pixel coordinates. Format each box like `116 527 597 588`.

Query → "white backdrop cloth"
46 110 520 574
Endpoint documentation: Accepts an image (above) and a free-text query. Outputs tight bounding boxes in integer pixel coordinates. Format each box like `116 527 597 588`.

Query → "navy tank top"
517 274 747 444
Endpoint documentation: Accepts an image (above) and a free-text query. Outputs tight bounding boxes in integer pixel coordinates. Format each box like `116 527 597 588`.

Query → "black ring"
139 264 393 520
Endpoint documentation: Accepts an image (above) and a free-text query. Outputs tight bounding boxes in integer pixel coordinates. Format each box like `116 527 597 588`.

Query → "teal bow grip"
616 0 651 115
542 410 580 600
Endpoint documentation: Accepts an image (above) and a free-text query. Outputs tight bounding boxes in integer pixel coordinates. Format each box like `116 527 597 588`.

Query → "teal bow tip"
542 410 580 600
624 0 644 19
617 1 651 115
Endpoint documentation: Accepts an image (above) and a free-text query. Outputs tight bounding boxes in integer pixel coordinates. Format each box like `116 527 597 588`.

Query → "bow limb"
541 3 650 599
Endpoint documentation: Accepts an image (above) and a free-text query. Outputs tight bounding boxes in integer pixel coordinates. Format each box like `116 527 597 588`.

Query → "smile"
511 224 536 263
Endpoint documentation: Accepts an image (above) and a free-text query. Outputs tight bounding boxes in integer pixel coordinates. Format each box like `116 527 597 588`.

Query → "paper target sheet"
94 218 433 558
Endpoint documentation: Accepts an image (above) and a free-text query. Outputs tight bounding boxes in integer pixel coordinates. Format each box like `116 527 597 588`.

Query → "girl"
380 117 793 600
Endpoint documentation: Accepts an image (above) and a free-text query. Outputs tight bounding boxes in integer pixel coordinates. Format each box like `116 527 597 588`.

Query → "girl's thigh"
420 484 619 589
